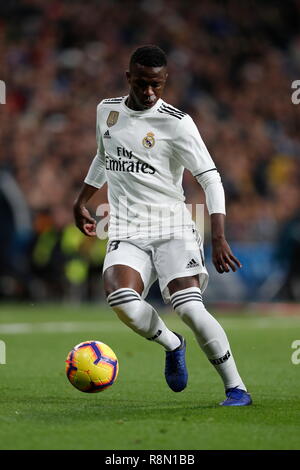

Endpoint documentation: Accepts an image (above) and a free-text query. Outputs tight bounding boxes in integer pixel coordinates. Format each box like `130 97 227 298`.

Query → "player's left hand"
212 237 242 274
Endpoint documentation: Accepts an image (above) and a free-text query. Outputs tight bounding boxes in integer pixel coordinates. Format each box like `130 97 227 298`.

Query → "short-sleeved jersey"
85 96 217 239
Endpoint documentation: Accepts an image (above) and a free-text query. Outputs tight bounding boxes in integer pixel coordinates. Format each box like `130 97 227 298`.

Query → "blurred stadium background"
1 0 300 306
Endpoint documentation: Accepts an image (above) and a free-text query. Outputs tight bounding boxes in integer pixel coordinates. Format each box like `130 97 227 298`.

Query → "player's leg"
168 275 245 388
103 240 188 392
168 275 252 405
104 264 180 351
154 232 251 404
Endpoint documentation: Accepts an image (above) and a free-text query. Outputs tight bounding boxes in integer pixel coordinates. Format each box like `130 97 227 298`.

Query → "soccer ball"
65 340 119 393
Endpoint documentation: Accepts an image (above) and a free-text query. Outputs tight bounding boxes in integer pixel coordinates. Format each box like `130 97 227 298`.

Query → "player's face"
126 63 168 111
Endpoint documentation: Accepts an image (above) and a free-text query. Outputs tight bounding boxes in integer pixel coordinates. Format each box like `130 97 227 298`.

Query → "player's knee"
103 278 121 298
170 288 205 328
106 288 142 326
103 265 144 297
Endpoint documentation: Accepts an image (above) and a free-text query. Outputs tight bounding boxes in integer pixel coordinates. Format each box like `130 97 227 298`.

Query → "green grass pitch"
0 304 299 450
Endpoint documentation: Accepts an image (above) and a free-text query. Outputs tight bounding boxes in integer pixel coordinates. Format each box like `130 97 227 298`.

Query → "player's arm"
73 183 99 237
173 115 242 273
195 169 242 273
73 103 107 237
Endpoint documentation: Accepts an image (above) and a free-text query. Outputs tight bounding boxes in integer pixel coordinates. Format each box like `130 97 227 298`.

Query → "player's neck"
125 96 143 111
125 95 159 111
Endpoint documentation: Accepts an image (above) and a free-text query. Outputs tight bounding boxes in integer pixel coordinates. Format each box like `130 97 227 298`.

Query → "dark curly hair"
129 45 167 69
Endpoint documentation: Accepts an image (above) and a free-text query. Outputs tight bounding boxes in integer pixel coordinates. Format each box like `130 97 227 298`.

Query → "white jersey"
85 96 218 239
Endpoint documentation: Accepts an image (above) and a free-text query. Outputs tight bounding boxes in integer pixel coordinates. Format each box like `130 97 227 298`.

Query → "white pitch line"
0 322 121 335
221 318 300 329
0 318 299 335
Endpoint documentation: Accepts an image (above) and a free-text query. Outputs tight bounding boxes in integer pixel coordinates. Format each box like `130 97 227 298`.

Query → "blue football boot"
165 333 188 392
220 387 252 406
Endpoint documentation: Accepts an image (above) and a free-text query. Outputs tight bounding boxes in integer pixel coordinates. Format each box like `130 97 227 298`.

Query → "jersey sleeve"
84 103 107 188
173 115 225 215
172 115 216 176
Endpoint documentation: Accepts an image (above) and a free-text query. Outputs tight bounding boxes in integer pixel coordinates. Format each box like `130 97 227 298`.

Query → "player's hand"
212 237 242 274
73 204 97 237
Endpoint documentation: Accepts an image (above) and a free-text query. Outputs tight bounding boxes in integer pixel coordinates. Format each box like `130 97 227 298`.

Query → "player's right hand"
73 204 97 237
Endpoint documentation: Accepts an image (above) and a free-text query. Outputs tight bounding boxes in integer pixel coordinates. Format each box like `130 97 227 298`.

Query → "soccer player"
73 45 252 406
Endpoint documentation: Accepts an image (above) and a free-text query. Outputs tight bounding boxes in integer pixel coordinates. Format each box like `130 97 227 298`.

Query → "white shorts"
102 228 209 303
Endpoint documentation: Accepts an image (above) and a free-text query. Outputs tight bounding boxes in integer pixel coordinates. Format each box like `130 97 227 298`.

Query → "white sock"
171 287 247 391
107 288 180 351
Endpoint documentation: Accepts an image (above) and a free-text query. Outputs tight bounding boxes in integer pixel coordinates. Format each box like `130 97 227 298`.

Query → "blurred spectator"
275 208 300 301
0 171 32 298
30 205 107 301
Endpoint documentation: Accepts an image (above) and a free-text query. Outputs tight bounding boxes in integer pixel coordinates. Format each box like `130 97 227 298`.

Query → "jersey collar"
121 95 162 116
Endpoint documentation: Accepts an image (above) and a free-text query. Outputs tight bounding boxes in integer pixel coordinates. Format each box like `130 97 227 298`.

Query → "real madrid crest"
142 132 155 149
106 111 119 127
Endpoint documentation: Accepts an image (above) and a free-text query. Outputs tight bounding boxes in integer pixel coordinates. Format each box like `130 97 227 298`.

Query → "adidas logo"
186 258 199 268
104 129 111 139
